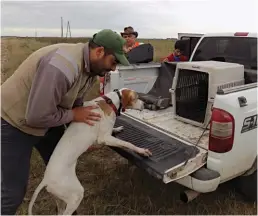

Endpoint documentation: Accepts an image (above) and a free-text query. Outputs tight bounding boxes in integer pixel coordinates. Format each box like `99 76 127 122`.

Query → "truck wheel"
235 170 257 202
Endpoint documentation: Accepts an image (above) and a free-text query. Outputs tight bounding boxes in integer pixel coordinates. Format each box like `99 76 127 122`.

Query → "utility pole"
66 21 71 38
61 17 64 37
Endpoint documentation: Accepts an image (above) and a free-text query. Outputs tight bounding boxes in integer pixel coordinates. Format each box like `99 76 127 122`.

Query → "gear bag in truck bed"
138 62 178 110
126 44 154 64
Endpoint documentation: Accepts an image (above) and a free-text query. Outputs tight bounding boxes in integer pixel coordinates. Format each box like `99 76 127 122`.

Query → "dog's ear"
121 89 135 109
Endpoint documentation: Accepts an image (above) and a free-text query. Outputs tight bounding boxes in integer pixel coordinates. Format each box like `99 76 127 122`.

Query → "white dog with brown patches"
28 88 152 215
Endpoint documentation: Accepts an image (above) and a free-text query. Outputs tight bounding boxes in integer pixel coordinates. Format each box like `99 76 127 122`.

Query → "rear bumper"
175 167 221 193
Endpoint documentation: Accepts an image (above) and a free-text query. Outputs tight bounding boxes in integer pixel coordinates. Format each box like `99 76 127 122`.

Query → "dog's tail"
28 180 46 215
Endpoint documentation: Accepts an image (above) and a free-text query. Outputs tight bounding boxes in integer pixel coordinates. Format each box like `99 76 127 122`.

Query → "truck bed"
124 107 209 150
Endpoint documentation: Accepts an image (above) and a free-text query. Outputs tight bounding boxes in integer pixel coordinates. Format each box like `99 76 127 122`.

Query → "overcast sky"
1 0 257 38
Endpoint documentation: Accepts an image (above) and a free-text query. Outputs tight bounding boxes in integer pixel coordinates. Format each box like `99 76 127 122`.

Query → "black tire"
235 170 257 202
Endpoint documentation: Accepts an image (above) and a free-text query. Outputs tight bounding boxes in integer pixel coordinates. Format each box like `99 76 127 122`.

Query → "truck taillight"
209 108 235 153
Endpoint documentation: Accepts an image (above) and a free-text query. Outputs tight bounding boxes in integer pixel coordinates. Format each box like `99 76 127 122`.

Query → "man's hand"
72 105 101 126
123 46 132 53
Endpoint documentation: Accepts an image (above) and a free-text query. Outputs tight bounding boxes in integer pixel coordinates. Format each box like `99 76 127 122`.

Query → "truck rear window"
192 37 257 69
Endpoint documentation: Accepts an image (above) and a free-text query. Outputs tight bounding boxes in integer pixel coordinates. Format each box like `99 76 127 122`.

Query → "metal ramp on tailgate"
111 114 200 181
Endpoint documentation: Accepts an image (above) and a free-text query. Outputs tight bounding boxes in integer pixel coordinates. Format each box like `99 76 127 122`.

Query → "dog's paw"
113 126 124 133
137 148 152 157
116 126 124 131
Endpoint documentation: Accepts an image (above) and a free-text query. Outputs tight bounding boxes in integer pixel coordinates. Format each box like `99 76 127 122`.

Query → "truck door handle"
238 96 247 107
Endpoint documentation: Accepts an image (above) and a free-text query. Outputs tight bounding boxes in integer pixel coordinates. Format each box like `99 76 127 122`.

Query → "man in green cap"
1 29 129 215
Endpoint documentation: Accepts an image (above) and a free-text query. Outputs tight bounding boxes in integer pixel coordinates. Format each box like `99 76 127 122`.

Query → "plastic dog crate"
170 61 245 128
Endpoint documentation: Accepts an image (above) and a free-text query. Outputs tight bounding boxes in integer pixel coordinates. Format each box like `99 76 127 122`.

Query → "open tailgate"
111 114 207 184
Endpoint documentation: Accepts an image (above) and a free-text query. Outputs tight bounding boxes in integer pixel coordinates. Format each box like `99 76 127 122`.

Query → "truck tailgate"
112 113 207 183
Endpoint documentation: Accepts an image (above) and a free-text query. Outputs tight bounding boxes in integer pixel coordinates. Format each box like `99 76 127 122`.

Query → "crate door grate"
175 69 209 123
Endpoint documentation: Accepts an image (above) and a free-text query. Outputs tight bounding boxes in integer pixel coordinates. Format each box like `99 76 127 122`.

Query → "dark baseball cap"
92 29 130 66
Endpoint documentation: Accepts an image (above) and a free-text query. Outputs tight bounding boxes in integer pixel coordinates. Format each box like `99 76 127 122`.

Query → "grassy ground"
1 37 257 215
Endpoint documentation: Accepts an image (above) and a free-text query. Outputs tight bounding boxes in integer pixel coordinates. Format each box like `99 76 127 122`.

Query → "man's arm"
166 53 175 62
161 53 175 62
181 55 189 61
73 97 83 108
25 50 79 128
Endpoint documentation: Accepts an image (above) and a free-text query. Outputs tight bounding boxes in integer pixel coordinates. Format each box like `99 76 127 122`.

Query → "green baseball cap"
92 29 130 66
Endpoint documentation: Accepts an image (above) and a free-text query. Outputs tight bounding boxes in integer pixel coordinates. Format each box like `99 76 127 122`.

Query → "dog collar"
113 89 125 115
101 89 124 116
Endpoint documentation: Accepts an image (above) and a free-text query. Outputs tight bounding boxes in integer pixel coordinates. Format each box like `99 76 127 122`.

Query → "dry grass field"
1 37 257 215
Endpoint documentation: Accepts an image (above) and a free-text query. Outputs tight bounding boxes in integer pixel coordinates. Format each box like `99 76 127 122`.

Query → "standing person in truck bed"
121 26 143 53
161 40 188 62
1 29 129 215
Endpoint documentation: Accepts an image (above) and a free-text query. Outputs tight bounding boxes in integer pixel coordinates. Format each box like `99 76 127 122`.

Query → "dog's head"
120 88 144 111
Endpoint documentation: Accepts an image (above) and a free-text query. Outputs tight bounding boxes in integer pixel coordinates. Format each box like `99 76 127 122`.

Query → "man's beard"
90 61 110 77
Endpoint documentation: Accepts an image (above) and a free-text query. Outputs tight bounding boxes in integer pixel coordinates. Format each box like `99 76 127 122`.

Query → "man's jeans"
1 118 66 215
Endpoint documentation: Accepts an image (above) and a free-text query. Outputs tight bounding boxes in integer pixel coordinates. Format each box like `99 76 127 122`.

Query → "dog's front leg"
112 126 124 134
99 135 152 157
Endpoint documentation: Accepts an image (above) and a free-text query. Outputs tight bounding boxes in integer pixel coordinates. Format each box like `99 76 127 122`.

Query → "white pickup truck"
104 32 257 203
